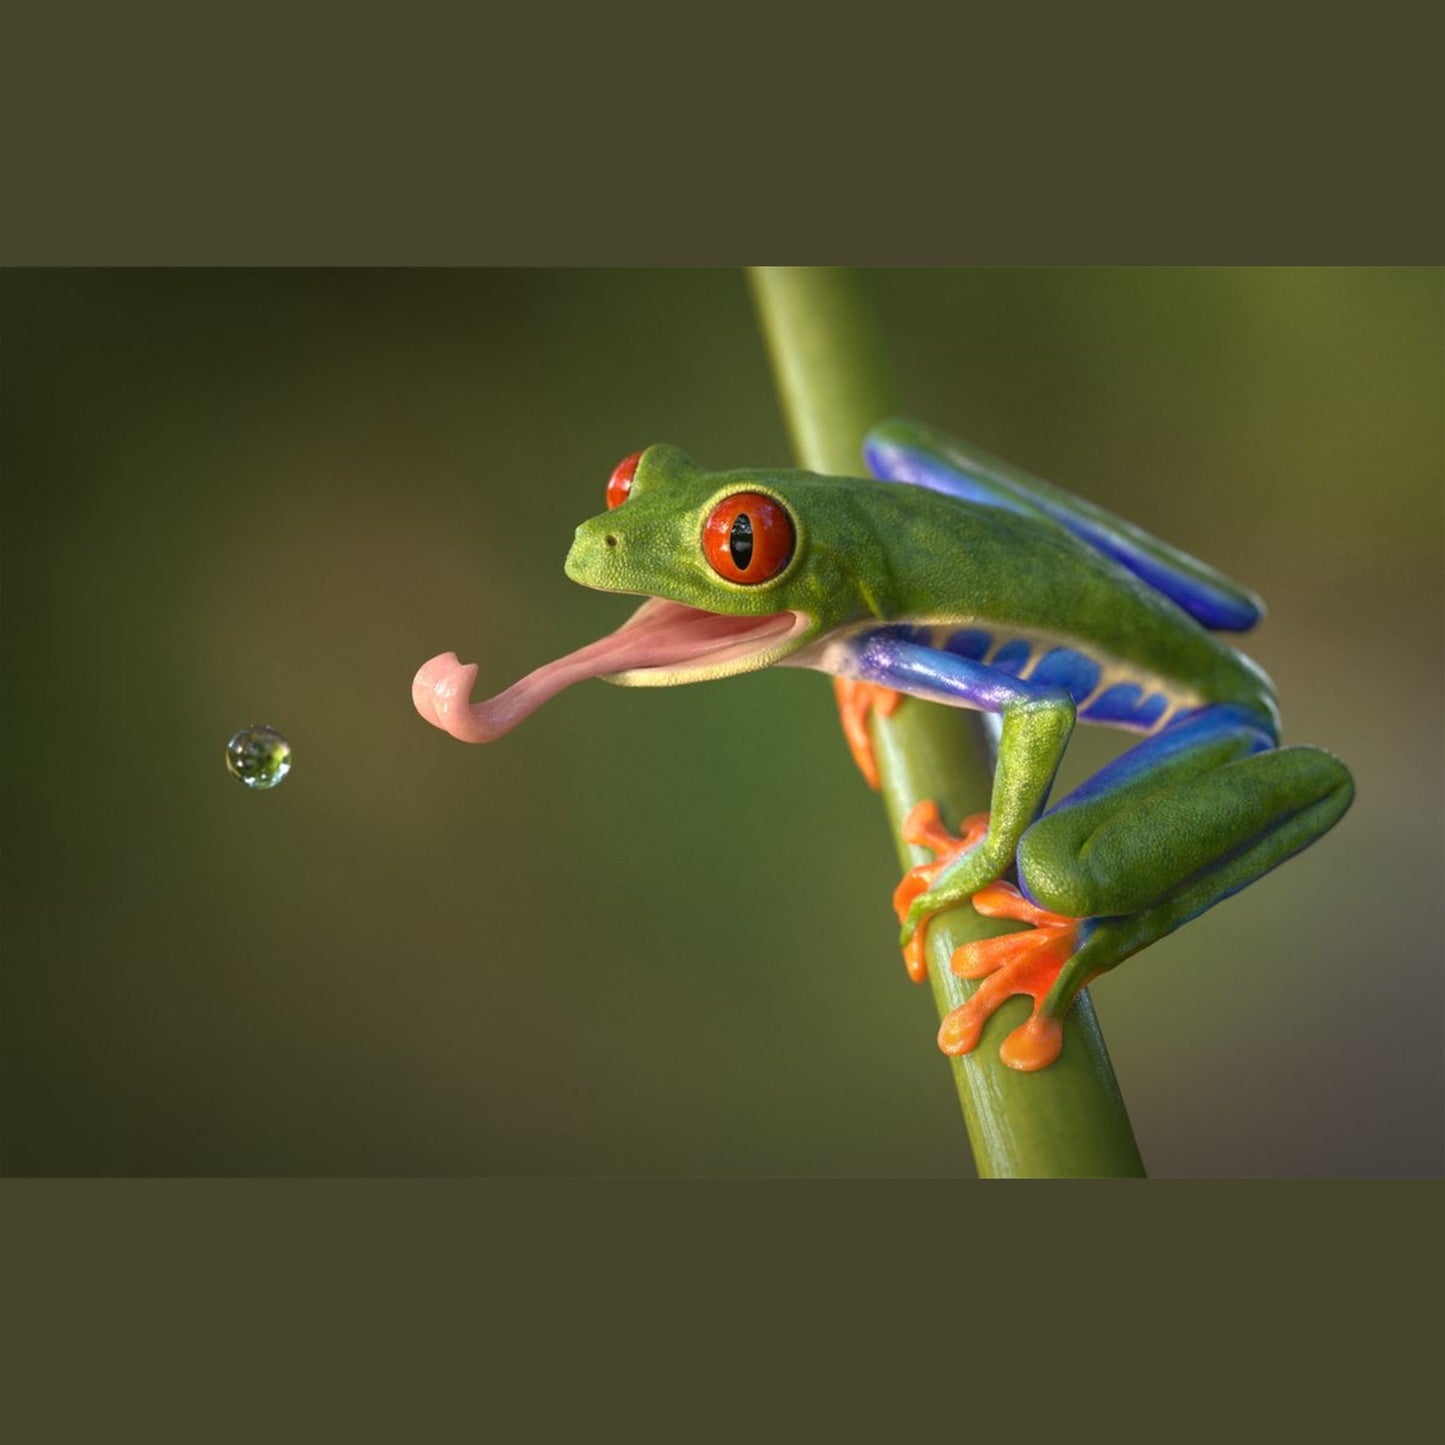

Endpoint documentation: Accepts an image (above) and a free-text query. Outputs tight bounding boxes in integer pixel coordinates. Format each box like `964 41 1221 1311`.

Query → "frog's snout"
564 519 607 585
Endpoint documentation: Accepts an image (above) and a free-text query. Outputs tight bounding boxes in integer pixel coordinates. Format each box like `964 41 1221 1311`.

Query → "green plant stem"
747 266 1145 1178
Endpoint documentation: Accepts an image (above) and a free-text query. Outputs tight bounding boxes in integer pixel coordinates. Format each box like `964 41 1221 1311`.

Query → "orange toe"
892 804 989 918
937 883 1082 1072
890 805 992 985
833 678 903 790
900 802 989 861
998 1014 1066 1072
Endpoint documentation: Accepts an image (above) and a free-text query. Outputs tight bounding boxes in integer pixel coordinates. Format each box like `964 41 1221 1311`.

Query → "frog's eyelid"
606 451 643 511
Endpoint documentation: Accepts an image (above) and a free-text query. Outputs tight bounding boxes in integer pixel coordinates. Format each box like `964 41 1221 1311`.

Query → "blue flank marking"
1082 683 1169 728
943 628 992 661
1134 694 1168 726
989 639 1032 676
885 624 936 647
1029 647 1102 703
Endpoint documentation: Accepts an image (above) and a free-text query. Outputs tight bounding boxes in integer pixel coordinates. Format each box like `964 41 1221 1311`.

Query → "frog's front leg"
842 631 1077 936
901 693 1075 930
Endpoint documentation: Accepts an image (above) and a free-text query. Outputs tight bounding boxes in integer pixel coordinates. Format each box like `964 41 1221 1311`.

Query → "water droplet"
225 725 292 790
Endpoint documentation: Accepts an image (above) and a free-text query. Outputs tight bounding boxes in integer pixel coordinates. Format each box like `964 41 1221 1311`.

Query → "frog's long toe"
832 678 903 790
938 882 1085 1071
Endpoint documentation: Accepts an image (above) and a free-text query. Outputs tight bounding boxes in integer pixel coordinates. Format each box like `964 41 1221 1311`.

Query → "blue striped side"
1029 648 1103 703
942 628 992 661
890 624 936 647
988 639 1033 676
1081 683 1169 728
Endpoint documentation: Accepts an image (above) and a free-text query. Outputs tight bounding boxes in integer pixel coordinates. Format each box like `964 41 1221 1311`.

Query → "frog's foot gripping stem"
832 677 903 790
938 883 1086 1072
891 801 990 984
889 803 1088 1070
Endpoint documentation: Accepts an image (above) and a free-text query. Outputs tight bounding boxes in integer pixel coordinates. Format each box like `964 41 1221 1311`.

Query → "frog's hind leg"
941 705 1354 1070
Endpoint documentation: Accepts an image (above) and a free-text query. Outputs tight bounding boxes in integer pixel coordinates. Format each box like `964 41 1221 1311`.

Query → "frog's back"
832 475 1280 735
866 418 1266 633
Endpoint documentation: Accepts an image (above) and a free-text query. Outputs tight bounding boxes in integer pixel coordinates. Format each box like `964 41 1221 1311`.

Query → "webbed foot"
890 801 990 983
938 883 1085 1071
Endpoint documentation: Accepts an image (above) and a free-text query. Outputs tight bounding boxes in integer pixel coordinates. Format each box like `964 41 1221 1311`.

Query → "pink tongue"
412 599 796 743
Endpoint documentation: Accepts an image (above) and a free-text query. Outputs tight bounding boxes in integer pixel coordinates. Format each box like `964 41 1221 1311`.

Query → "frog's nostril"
604 534 618 548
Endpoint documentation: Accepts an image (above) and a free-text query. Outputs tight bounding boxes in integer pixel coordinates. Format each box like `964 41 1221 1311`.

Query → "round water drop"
225 724 292 790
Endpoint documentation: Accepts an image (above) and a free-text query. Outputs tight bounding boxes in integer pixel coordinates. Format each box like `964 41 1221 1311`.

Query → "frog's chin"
413 599 813 743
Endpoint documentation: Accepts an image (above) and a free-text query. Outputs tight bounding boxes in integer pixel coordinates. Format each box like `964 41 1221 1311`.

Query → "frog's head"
414 444 879 742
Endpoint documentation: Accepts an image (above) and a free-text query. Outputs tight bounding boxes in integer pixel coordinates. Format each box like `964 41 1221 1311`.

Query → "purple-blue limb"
845 630 1069 717
837 631 1080 936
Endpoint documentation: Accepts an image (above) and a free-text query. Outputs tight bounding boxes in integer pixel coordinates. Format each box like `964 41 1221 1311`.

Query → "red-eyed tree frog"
413 420 1353 1071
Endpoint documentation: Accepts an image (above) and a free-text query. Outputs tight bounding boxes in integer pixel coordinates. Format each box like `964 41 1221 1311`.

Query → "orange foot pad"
937 882 1083 1071
833 678 903 791
891 801 990 984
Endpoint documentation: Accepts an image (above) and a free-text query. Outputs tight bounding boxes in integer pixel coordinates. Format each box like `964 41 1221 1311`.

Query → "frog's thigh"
1017 705 1334 919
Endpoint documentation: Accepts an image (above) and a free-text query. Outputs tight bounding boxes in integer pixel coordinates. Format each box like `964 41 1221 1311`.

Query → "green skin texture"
566 431 1353 1025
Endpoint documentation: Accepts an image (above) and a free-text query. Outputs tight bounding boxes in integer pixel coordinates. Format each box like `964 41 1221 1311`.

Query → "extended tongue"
412 600 798 743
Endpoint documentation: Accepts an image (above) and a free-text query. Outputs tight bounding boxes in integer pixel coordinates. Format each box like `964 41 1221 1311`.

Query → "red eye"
702 492 795 584
607 451 642 510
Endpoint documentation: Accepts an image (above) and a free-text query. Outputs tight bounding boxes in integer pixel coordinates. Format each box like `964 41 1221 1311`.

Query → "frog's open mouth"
413 599 810 743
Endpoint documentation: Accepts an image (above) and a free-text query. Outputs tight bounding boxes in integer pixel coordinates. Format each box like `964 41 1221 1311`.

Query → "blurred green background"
2 268 1440 1177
